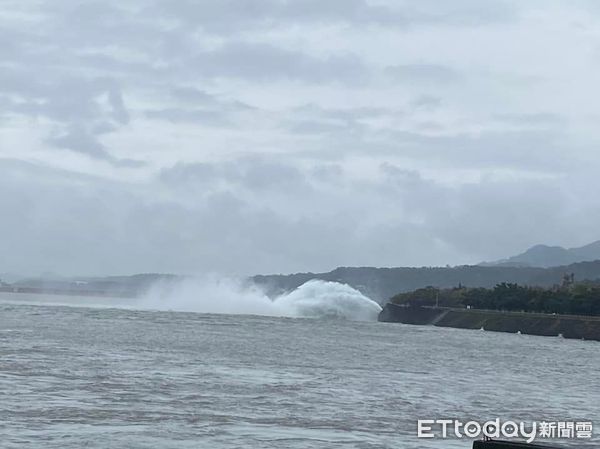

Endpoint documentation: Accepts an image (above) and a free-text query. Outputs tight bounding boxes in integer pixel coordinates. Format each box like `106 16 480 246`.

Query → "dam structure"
378 303 600 341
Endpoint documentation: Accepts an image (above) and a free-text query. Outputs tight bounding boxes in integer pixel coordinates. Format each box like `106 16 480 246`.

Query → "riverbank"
378 303 600 341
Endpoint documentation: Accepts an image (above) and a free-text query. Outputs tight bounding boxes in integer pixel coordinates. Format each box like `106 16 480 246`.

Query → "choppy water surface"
1 298 598 448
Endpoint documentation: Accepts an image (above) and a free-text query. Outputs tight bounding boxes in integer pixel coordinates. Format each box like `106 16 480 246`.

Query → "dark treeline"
390 281 600 316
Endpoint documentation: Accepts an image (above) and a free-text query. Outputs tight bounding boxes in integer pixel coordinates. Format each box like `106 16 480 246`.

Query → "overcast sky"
2 0 600 277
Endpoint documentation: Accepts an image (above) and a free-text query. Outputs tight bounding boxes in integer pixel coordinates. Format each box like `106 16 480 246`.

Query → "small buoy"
558 333 564 338
480 327 485 331
517 330 521 335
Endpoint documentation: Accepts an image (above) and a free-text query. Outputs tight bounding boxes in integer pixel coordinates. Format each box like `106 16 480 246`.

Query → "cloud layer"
2 0 600 276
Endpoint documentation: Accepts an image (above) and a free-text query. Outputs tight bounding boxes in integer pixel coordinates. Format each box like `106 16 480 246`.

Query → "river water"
0 295 598 448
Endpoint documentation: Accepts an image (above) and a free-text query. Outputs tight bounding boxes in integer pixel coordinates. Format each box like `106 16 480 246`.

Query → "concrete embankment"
378 303 600 341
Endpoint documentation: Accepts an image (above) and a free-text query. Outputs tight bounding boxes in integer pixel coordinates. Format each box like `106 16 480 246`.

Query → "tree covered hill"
390 281 600 317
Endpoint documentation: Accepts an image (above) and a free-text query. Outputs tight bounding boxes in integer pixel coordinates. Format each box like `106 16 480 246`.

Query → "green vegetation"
390 281 600 316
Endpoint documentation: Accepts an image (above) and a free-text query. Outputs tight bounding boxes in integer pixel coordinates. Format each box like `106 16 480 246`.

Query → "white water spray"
139 277 382 321
274 280 382 321
139 276 278 316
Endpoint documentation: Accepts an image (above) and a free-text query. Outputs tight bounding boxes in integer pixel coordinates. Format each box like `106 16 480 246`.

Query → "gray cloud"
370 129 576 173
410 95 442 110
145 108 233 126
153 0 408 33
190 42 369 84
160 157 309 194
153 0 515 33
45 124 144 167
493 112 566 127
408 0 516 26
4 154 596 277
47 125 111 160
1 0 600 277
385 64 462 84
145 88 256 126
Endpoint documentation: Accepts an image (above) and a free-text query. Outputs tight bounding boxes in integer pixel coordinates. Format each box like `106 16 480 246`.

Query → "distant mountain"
253 260 600 304
483 240 600 268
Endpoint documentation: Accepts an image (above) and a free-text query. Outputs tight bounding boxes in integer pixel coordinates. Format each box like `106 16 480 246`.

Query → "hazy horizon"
4 0 600 277
5 237 600 280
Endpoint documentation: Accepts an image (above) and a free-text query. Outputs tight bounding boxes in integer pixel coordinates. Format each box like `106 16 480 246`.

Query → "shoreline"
378 303 600 341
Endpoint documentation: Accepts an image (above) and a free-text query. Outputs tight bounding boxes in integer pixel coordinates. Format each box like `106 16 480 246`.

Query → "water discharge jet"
274 280 382 321
140 277 382 321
